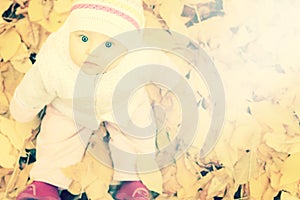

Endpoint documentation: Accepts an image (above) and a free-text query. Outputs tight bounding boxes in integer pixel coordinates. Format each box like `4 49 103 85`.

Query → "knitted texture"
68 0 145 37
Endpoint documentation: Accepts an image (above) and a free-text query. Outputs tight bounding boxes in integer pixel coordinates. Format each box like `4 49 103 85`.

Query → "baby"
10 0 156 199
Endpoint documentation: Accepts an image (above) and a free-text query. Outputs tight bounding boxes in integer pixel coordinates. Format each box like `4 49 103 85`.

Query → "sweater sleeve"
10 63 56 123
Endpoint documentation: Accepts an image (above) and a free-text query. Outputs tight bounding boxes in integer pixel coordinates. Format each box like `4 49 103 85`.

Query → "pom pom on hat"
68 0 145 37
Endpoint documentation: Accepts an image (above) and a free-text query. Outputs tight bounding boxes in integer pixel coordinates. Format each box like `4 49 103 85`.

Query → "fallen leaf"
53 0 73 14
280 191 300 200
233 150 260 186
0 28 21 61
249 173 269 200
10 43 32 73
0 92 9 114
137 155 163 194
0 133 17 168
280 152 300 186
15 18 41 50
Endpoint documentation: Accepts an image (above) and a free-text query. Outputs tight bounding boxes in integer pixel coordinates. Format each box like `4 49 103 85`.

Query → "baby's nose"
87 41 103 57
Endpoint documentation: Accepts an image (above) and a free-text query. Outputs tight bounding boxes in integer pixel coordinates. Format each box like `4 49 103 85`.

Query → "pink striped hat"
68 0 145 37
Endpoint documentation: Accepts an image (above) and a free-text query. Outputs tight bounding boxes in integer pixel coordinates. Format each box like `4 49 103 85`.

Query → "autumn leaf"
15 19 41 50
0 28 21 62
158 0 189 35
10 43 32 74
280 152 300 186
0 134 17 168
233 150 260 187
249 172 269 200
137 155 163 194
0 92 9 114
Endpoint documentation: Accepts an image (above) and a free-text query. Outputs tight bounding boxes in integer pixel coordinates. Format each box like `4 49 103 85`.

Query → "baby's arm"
10 63 56 122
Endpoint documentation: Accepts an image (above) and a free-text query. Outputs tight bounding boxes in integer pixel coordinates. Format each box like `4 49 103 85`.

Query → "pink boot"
16 181 60 200
115 181 150 200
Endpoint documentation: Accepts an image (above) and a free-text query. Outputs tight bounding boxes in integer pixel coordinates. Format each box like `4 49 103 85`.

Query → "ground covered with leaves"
0 0 300 199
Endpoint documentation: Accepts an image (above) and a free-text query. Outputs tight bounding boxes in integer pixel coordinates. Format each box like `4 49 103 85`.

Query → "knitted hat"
68 0 145 37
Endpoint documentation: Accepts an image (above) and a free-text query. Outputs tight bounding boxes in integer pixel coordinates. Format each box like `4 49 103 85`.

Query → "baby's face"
69 30 127 74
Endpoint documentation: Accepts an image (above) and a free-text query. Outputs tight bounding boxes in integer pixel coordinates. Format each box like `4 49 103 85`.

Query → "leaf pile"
1 0 300 199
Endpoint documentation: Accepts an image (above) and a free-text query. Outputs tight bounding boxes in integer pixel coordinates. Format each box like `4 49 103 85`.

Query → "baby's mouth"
83 61 99 67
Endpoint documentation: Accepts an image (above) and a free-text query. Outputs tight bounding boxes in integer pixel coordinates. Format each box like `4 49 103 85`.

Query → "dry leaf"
144 10 164 29
206 168 230 198
10 43 32 73
161 165 181 194
280 152 300 186
249 173 269 200
85 179 113 200
233 151 260 186
176 155 199 199
0 92 9 114
159 0 189 35
250 101 298 135
15 19 41 50
280 191 300 200
281 181 299 197
0 116 39 151
137 155 163 193
0 134 17 168
230 114 262 151
38 10 68 32
28 0 49 22
53 0 73 14
0 28 21 61
262 186 277 200
1 63 23 97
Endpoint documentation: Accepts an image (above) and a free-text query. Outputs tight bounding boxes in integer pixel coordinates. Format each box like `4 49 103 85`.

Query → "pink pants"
30 105 156 188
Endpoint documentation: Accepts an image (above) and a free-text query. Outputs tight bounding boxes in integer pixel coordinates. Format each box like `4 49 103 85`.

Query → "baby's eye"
105 41 113 48
81 35 89 43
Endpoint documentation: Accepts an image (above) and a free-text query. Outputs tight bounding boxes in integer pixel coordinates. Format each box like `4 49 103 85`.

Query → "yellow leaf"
0 28 21 61
0 116 38 151
15 19 41 50
15 117 40 141
160 165 181 194
230 113 262 151
1 63 23 97
249 173 269 200
159 0 189 35
207 169 230 198
28 0 50 22
262 186 277 200
0 0 12 17
10 43 32 74
62 150 113 195
85 179 113 200
53 0 73 13
280 152 300 186
155 194 178 200
269 170 281 190
61 160 88 187
0 92 9 114
68 181 82 195
137 155 163 193
281 182 299 197
281 191 300 200
250 101 298 135
176 155 199 199
0 133 17 168
144 10 164 29
0 167 13 177
0 116 23 150
38 10 68 32
264 133 300 154
233 151 260 186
